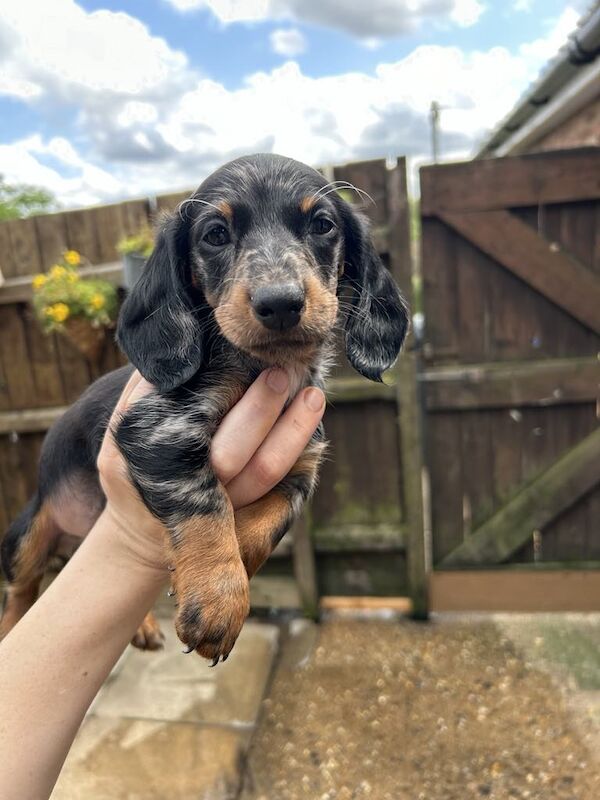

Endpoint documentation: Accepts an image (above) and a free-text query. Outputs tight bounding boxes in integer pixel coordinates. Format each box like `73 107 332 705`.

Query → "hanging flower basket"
117 226 154 290
31 251 118 365
62 316 107 363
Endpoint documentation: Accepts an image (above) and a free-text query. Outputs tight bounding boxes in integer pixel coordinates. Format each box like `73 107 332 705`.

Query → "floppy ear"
117 213 206 392
340 207 410 382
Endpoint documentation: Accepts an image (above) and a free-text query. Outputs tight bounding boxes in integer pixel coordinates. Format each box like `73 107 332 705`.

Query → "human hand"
96 368 325 575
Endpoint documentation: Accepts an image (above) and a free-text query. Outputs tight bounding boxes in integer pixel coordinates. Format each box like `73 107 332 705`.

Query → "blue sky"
0 0 588 206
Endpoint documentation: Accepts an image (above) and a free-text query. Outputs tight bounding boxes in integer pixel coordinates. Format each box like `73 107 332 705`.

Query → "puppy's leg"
115 393 249 662
168 490 249 662
234 439 326 578
0 497 56 639
131 611 165 651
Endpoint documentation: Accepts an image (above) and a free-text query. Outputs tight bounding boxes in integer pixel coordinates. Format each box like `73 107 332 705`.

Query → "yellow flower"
67 271 79 283
46 302 70 323
64 250 81 266
49 264 68 279
89 293 105 310
32 274 47 290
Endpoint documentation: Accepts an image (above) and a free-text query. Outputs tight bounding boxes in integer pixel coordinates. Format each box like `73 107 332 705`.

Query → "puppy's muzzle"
251 283 305 332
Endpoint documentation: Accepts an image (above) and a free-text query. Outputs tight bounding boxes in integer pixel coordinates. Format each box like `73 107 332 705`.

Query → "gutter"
476 3 600 158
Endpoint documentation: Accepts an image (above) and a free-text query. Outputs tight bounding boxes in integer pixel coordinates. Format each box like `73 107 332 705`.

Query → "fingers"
98 370 153 473
226 386 325 509
211 369 290 484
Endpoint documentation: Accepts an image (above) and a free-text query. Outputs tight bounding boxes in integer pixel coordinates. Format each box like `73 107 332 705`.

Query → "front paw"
174 564 250 664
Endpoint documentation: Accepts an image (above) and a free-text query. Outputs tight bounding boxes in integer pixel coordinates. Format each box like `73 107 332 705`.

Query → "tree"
0 175 57 221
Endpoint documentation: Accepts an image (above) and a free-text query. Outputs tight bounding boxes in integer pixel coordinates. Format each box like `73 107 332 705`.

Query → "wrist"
91 506 169 584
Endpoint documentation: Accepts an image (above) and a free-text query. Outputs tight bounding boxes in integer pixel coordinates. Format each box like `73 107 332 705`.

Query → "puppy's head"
118 153 409 391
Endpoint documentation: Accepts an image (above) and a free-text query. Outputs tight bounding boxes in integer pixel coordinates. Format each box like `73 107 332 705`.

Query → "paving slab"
52 718 245 800
92 618 278 727
52 618 279 800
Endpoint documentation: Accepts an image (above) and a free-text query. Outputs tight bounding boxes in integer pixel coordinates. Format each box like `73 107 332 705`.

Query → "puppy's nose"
251 283 305 331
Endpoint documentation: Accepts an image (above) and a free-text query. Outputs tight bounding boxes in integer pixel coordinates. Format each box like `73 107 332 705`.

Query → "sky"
0 0 591 208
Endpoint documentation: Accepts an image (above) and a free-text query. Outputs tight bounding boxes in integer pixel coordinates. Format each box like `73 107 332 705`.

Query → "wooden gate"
419 149 600 611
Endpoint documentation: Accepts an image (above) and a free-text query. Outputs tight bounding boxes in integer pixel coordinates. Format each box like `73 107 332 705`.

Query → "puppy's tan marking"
217 200 233 221
132 611 165 651
235 492 291 577
235 441 326 577
300 195 316 214
0 502 56 640
171 507 249 660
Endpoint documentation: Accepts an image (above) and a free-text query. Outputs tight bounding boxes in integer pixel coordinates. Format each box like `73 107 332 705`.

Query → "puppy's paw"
131 612 165 651
174 563 250 664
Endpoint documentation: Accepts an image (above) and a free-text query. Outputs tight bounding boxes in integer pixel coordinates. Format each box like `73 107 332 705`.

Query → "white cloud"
0 136 122 207
270 27 307 57
0 1 580 206
450 0 485 27
513 0 533 11
165 0 485 37
0 0 189 103
519 6 580 62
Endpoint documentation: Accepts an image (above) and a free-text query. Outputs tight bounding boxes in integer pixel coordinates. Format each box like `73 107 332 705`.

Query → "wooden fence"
420 148 600 611
3 148 598 614
0 158 423 606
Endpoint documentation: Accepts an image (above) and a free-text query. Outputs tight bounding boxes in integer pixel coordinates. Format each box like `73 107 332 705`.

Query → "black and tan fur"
0 154 409 662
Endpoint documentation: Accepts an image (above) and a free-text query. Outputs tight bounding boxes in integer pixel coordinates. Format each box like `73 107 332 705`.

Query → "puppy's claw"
167 565 176 572
209 656 220 667
167 588 176 597
222 653 229 662
182 644 195 654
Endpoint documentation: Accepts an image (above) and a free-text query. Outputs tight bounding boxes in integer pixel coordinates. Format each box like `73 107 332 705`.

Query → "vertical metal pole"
430 101 440 164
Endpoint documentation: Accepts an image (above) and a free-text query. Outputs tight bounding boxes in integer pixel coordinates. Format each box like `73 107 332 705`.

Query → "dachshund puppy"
0 154 408 663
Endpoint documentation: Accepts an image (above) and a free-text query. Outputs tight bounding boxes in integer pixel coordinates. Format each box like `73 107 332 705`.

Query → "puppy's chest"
285 364 311 404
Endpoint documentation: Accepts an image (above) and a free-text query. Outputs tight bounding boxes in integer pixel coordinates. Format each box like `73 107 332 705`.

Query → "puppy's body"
1 154 408 662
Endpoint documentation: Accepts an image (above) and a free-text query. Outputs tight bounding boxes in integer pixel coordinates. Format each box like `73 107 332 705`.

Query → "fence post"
386 159 429 619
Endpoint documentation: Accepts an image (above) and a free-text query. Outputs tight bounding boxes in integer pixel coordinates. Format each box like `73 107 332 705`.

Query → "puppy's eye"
203 224 230 247
310 217 335 235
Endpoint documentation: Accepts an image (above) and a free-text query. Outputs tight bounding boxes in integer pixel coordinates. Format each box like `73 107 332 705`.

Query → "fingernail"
266 368 288 394
304 387 325 412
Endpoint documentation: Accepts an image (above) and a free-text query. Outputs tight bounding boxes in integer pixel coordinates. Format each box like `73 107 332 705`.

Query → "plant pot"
62 317 106 365
122 252 148 290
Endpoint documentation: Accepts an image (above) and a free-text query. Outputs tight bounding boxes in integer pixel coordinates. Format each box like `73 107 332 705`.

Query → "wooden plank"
93 203 126 263
422 357 600 410
6 217 42 276
155 190 193 216
0 261 123 305
64 207 101 264
292 513 319 619
387 159 429 618
333 158 388 227
320 596 412 613
421 216 460 363
421 149 600 215
440 209 600 335
430 570 600 612
325 377 395 403
0 220 17 279
34 212 68 271
0 406 66 435
441 426 600 567
0 306 38 409
21 307 66 408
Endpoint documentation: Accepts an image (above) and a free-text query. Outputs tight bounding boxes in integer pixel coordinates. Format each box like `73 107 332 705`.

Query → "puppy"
0 154 408 663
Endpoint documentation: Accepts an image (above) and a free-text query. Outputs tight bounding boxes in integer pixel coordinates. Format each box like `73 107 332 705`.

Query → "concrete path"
51 616 278 800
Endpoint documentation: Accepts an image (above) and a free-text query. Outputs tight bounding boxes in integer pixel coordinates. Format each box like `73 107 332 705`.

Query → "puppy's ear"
340 206 410 382
117 212 205 391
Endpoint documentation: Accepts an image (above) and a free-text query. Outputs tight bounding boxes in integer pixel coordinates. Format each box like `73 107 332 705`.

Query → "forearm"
0 509 165 800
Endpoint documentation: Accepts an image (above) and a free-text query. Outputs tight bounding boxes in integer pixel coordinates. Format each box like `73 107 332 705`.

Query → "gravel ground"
240 618 600 800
